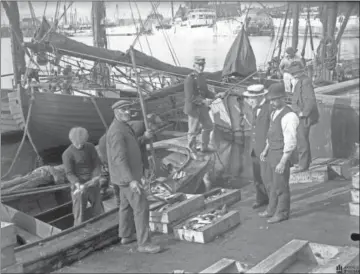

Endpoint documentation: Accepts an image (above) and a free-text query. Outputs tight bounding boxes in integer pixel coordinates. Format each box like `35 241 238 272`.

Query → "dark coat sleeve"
301 78 317 117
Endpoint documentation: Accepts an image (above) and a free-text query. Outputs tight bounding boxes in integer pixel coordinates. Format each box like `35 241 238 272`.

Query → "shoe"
258 210 273 218
121 235 137 245
252 201 268 209
138 244 161 254
291 166 307 174
267 215 289 224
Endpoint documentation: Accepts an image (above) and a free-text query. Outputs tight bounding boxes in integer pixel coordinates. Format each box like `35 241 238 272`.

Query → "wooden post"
291 3 300 51
335 2 355 45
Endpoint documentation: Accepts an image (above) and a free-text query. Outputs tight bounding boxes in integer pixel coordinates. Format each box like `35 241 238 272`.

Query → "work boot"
258 210 273 218
138 244 161 254
121 234 137 245
252 201 268 209
267 215 289 224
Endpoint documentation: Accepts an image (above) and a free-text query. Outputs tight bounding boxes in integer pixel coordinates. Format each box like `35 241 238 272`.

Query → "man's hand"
275 161 286 174
143 130 154 140
260 150 268 162
215 92 226 99
129 180 143 195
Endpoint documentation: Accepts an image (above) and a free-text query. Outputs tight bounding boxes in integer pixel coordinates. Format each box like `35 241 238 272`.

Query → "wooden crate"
149 194 205 224
328 158 358 179
203 188 241 210
290 165 328 184
173 210 240 244
199 258 248 273
350 189 359 204
352 171 359 189
1 222 16 249
349 202 359 217
247 239 359 273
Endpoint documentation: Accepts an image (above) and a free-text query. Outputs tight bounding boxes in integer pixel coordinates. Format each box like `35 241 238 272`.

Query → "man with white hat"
279 47 303 93
184 56 225 156
243 84 271 210
106 100 161 254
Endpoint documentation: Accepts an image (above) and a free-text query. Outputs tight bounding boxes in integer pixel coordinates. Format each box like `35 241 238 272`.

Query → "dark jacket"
106 119 143 186
183 72 215 116
291 75 319 126
250 101 272 157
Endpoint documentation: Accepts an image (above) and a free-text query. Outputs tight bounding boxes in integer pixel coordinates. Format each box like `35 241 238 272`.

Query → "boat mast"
1 1 26 86
291 3 300 50
171 1 174 22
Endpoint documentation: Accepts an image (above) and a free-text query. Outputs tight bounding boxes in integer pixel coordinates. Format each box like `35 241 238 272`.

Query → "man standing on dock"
243 84 271 210
279 47 303 93
184 56 225 156
106 100 161 254
259 83 299 224
62 127 105 226
286 61 319 173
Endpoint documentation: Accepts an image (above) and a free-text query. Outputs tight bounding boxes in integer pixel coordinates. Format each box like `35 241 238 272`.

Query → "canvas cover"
26 17 222 81
222 25 257 78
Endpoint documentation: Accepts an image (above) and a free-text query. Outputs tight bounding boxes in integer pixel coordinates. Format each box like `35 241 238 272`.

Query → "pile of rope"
316 36 338 71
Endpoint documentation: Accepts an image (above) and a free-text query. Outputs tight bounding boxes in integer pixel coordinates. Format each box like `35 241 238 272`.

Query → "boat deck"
56 179 359 273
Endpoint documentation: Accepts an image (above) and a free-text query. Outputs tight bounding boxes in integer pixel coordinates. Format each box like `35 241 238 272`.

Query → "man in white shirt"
279 47 303 93
259 83 300 224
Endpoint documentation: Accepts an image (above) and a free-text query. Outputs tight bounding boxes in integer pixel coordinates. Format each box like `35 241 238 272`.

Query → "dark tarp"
26 17 222 81
222 25 257 78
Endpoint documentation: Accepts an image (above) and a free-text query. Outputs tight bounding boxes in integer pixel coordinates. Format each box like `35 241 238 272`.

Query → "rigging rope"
134 1 154 56
128 1 144 52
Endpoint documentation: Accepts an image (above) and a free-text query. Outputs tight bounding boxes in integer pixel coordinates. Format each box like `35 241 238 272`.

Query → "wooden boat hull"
8 86 186 157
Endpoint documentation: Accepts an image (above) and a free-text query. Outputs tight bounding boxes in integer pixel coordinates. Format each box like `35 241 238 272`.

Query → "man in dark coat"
243 84 271 209
184 56 225 156
259 83 299 224
286 61 319 172
106 100 160 254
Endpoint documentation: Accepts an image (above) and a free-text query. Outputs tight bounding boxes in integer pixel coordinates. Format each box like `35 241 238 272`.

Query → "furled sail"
222 25 257 78
25 17 222 81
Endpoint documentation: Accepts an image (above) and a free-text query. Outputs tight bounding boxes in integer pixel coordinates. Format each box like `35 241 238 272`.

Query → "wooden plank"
349 202 359 217
16 227 42 245
199 258 248 274
149 194 205 224
1 262 23 273
329 158 359 180
290 166 328 184
173 210 241 244
160 130 187 138
1 222 16 248
203 188 241 210
350 189 359 204
246 240 317 273
1 244 16 269
0 203 62 239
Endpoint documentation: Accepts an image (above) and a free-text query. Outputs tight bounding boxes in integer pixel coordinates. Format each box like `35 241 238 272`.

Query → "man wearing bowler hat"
279 47 303 93
243 84 272 209
259 83 299 223
106 100 161 254
286 61 319 173
184 56 225 156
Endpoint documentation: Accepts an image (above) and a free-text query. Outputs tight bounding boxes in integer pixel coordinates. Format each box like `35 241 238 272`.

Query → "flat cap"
111 100 133 110
285 47 297 55
194 56 206 64
243 84 268 97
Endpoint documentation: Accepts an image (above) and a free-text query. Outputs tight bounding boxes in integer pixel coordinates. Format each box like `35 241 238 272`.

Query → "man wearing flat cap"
279 47 304 93
106 100 161 254
286 61 319 173
243 84 272 210
184 56 225 156
259 83 299 224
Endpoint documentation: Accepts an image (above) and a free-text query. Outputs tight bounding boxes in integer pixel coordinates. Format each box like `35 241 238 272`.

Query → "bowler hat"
243 84 268 97
267 83 286 101
111 100 133 110
285 47 297 55
285 61 306 76
194 56 206 65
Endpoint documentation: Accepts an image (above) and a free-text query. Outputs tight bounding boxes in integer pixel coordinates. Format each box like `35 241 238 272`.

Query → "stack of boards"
349 168 359 217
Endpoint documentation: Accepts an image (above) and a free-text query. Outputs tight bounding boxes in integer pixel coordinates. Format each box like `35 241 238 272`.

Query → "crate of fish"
203 188 241 210
173 206 241 244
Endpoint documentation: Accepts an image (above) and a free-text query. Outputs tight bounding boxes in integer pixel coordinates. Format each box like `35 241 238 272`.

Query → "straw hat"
242 84 268 97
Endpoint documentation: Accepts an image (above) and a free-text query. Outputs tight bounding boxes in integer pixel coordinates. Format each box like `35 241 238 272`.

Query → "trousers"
266 150 291 218
251 150 269 204
188 105 214 149
296 118 312 170
118 185 150 247
71 178 104 226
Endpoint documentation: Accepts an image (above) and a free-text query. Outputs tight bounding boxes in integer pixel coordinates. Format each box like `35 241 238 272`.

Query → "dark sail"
222 25 257 78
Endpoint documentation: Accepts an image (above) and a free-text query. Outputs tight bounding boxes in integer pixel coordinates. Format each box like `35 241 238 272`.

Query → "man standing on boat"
62 127 105 226
243 84 271 210
286 61 319 173
106 100 161 254
184 56 225 156
279 47 303 93
259 83 299 223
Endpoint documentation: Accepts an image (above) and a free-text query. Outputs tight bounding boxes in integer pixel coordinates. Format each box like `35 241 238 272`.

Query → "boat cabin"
187 9 216 28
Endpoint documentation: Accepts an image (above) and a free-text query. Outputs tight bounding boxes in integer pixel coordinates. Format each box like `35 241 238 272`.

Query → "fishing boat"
1 136 215 273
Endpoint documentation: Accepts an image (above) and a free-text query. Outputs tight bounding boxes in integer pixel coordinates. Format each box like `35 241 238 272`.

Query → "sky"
1 1 276 25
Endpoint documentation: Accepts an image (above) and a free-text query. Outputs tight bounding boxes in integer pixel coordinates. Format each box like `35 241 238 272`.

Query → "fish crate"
290 165 328 184
173 207 241 244
149 194 205 234
349 202 359 217
352 169 359 189
203 188 241 210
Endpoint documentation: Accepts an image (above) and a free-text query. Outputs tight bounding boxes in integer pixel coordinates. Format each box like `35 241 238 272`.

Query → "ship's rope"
90 96 109 130
134 1 154 57
316 36 338 71
128 1 144 52
1 93 41 180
